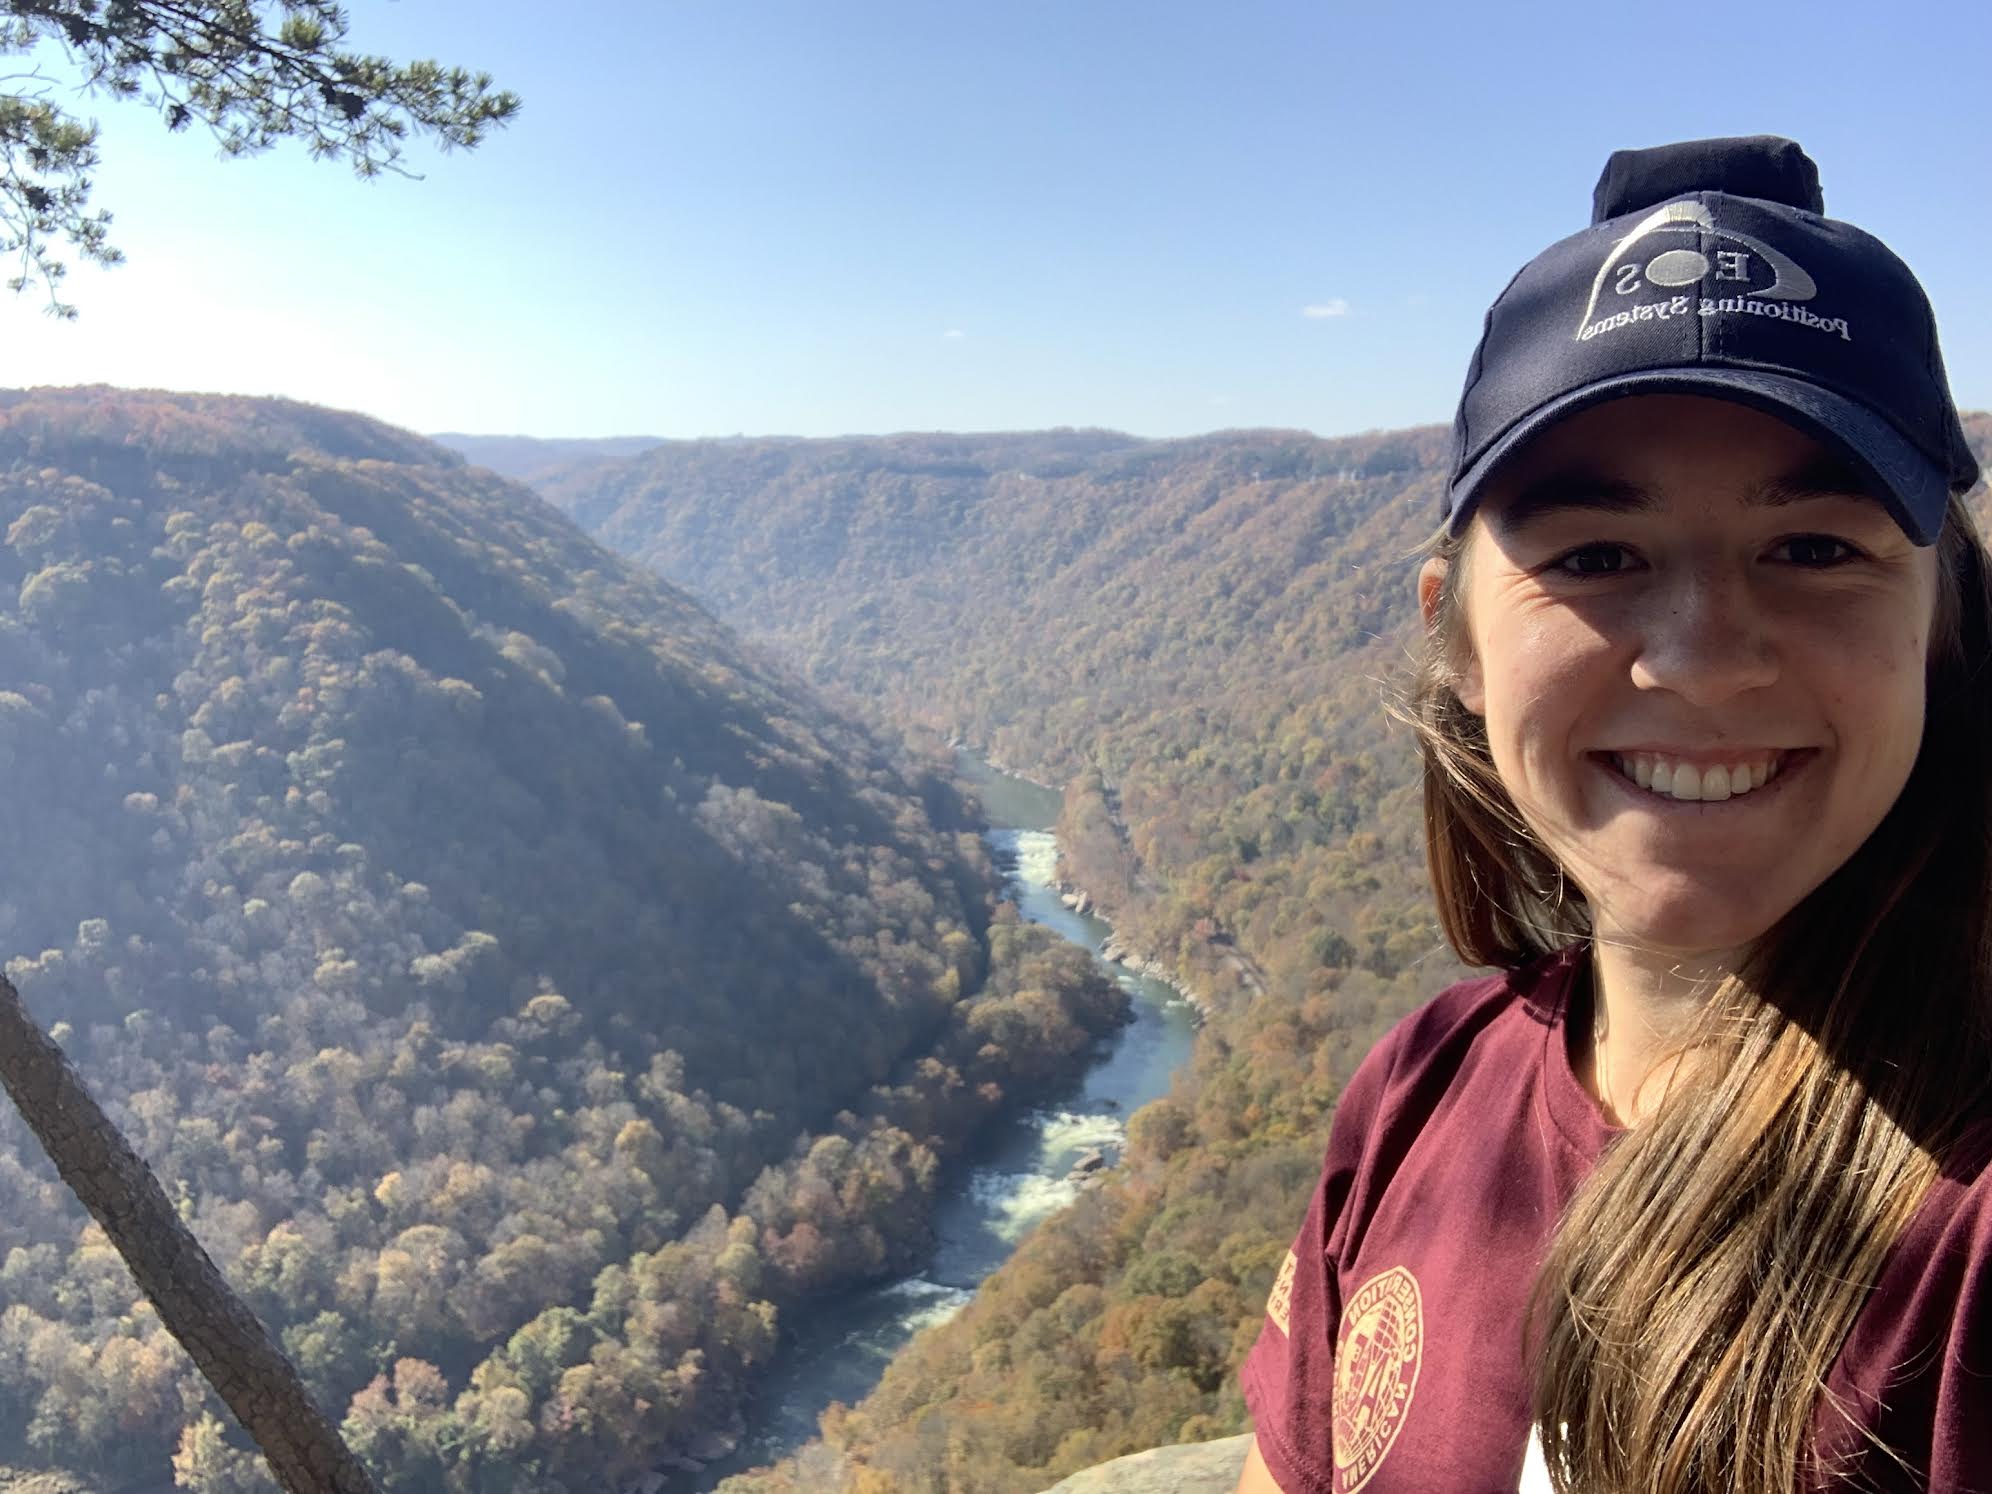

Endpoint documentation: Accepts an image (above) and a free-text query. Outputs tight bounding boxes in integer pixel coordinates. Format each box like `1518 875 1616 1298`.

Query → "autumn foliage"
0 389 1125 1489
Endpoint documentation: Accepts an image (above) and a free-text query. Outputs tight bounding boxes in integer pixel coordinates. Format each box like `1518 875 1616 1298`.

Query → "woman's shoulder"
1897 1113 1992 1270
1822 1112 1992 1486
1354 946 1583 1081
1834 1112 1992 1369
1334 944 1587 1129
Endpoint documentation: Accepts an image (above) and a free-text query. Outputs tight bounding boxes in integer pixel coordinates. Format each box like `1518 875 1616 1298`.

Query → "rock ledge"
1034 1434 1250 1493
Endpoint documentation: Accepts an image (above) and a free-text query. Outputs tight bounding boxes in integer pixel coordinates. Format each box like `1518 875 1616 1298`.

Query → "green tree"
1 0 520 313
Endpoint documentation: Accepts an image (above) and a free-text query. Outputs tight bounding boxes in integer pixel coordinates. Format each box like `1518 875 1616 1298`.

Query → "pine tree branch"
0 0 518 311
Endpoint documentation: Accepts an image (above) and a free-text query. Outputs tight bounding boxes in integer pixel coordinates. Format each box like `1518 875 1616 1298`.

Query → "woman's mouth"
1603 750 1796 803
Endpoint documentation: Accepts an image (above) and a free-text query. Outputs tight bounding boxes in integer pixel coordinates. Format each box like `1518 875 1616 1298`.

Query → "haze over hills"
0 388 1126 1491
429 435 669 487
477 413 1992 1491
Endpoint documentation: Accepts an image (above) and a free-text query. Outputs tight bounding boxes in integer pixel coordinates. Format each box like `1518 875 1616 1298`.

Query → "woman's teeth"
1611 752 1784 803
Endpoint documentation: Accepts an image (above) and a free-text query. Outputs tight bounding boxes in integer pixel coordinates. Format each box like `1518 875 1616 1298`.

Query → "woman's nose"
1627 566 1779 704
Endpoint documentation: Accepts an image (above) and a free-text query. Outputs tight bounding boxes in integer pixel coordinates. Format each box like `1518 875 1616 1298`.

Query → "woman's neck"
1578 936 1741 1126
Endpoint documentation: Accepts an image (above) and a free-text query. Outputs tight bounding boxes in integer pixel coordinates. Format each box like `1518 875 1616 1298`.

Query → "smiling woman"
1448 395 1939 973
1233 137 1992 1494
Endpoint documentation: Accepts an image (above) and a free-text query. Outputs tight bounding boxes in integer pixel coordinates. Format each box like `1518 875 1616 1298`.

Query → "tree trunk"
0 973 379 1493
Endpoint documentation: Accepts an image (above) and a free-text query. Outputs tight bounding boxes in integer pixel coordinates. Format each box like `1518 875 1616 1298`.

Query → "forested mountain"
500 413 1992 1492
521 422 1459 1000
0 388 1127 1492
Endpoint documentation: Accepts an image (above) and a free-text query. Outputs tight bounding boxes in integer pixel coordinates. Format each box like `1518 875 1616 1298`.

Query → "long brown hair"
1408 493 1992 1493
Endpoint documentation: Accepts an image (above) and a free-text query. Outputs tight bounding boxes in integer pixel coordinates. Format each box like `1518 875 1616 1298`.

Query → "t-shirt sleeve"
1926 1205 1992 1492
1818 1136 1992 1493
1239 1033 1397 1494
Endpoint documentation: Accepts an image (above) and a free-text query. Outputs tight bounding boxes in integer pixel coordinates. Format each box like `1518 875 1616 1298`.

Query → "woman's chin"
1588 892 1786 967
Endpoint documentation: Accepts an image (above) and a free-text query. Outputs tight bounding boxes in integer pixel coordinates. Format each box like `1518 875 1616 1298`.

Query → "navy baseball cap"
1446 136 1980 544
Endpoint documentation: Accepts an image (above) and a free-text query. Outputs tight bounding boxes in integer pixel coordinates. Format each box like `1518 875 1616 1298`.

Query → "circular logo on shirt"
1332 1265 1424 1493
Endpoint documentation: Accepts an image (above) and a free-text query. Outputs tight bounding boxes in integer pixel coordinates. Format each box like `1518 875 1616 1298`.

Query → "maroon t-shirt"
1240 947 1992 1493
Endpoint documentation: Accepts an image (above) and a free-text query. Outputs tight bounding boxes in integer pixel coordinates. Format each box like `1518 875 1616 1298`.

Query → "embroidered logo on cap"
1332 1265 1424 1493
1573 200 1852 345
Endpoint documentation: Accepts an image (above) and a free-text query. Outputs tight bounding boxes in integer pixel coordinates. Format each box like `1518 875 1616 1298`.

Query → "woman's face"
1438 393 1940 964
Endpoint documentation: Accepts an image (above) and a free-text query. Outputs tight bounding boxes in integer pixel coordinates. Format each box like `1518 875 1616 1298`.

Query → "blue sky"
4 0 1987 441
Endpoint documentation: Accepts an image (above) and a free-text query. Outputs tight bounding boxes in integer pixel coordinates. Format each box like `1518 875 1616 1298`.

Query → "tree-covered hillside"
0 388 1126 1491
524 422 1456 1001
510 414 1992 1492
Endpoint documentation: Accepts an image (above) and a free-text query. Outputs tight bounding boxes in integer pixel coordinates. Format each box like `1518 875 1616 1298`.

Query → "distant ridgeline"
485 414 1992 1493
0 388 1127 1492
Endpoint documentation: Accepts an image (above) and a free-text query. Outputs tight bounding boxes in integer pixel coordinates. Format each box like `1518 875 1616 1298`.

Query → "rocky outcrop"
1093 929 1207 1022
1035 1434 1252 1493
1067 1147 1113 1190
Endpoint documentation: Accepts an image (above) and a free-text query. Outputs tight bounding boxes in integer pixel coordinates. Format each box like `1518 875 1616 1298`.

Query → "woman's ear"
1418 555 1485 716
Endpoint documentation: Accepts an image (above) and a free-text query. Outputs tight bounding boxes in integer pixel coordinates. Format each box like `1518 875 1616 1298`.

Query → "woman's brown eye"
1555 544 1629 576
1780 535 1855 566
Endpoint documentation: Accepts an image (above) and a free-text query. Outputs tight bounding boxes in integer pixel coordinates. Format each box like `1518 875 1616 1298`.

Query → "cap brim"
1448 368 1953 545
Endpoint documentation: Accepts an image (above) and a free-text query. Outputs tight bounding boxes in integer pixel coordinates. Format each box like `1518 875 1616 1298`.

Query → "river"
677 754 1201 1490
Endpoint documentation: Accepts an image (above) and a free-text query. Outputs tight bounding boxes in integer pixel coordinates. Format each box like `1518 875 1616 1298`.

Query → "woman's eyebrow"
1752 455 1879 506
1490 455 1879 534
1488 471 1651 533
